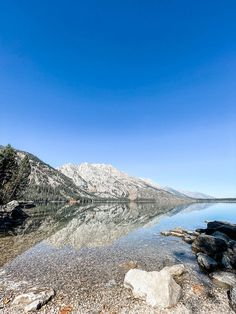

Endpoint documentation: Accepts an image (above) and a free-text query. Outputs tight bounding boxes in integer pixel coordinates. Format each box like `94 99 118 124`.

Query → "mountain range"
0 145 212 203
58 162 212 202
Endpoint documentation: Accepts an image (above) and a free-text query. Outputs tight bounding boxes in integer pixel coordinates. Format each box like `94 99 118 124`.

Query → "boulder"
0 201 21 213
228 286 236 312
197 253 218 271
222 252 233 270
12 287 55 312
212 231 231 243
228 241 236 251
210 271 236 289
192 234 227 261
183 235 196 244
0 200 28 220
206 221 236 240
227 242 236 268
124 264 185 308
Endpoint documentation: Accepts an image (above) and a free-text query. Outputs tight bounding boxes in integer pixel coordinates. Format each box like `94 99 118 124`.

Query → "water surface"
1 201 235 313
1 202 236 268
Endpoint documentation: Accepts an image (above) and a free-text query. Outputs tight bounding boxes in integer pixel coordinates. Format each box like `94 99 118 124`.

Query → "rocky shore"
162 220 236 312
0 226 234 313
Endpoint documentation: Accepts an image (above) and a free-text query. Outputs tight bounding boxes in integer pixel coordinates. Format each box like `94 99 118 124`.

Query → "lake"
0 201 235 313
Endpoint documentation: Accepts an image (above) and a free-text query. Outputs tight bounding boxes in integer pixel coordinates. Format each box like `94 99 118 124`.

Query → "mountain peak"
58 162 189 203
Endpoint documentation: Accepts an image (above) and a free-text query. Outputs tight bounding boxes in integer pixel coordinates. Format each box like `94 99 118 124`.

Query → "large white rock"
124 264 185 308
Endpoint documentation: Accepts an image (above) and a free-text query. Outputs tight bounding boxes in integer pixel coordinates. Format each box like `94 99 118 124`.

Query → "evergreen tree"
0 145 31 204
8 155 31 201
0 145 18 204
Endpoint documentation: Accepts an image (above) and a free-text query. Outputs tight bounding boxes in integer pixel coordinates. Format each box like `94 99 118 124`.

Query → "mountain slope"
58 163 190 204
14 149 93 202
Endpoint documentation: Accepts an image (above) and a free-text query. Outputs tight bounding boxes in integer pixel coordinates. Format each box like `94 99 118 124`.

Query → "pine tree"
0 145 31 204
8 155 31 201
0 145 18 204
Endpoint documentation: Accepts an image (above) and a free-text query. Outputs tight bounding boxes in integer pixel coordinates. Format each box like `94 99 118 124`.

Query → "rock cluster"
193 221 236 271
162 221 236 312
124 264 185 308
162 221 236 273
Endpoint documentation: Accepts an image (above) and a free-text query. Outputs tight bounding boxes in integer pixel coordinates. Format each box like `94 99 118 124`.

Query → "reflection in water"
0 202 181 265
46 202 179 249
1 201 235 268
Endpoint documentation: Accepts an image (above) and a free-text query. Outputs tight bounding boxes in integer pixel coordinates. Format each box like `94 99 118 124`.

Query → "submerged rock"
105 279 117 288
210 271 236 289
161 264 186 277
119 260 139 271
124 264 185 308
197 253 218 271
12 287 55 312
161 228 198 245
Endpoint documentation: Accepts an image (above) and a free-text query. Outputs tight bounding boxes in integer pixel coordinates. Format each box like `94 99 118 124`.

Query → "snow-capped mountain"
58 163 190 204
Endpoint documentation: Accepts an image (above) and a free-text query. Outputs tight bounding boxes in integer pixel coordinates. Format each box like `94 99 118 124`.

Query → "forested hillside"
0 145 93 203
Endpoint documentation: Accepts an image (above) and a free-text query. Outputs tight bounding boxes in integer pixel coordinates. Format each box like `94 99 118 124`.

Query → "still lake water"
1 202 236 267
1 202 236 313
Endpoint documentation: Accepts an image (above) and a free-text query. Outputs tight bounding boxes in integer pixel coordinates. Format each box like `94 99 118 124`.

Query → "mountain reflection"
46 202 187 249
1 201 206 265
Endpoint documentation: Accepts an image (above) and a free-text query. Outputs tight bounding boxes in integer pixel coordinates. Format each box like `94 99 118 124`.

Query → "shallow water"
1 202 235 313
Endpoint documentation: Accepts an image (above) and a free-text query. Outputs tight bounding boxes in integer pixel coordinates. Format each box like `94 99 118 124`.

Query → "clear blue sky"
0 1 236 197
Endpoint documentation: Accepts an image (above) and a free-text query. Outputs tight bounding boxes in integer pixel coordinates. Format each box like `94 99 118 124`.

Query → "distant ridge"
138 178 213 199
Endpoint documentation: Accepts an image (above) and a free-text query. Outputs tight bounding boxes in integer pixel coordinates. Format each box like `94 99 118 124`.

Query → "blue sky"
0 1 236 197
